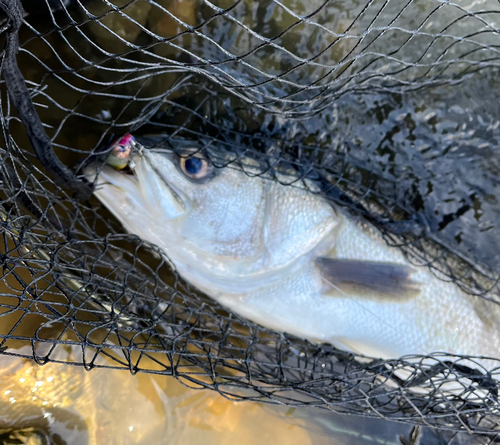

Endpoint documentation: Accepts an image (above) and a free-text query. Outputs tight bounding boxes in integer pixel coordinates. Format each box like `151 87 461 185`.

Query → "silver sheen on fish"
85 135 500 365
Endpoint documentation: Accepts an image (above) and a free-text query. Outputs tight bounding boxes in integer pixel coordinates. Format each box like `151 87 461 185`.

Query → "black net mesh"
0 0 500 442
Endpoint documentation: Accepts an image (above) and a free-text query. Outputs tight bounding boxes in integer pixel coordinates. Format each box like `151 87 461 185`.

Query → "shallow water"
0 343 479 445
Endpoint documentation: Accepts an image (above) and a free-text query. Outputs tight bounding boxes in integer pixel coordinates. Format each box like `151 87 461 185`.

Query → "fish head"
85 135 338 285
85 136 272 275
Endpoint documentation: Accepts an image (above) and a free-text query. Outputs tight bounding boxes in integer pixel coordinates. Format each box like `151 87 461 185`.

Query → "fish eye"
179 155 211 180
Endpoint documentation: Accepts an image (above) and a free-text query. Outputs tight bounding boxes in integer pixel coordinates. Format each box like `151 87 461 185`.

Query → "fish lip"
96 163 138 187
121 137 187 204
86 148 189 217
133 149 191 216
140 150 188 212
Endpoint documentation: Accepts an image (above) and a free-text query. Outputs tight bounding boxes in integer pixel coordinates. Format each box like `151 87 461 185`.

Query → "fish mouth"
88 161 139 195
85 150 187 220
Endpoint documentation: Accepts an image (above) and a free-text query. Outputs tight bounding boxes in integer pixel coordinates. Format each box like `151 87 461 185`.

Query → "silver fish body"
86 137 500 365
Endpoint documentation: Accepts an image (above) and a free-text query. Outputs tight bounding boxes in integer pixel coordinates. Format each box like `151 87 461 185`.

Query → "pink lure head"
107 134 135 169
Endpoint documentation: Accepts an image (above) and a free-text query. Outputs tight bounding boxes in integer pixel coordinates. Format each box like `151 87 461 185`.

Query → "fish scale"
86 136 500 372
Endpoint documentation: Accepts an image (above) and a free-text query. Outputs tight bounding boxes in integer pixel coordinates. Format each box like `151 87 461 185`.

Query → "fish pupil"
185 157 202 175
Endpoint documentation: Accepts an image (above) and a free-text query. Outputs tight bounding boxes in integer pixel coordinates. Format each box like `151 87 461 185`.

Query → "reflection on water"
0 345 369 445
0 343 477 445
329 79 500 272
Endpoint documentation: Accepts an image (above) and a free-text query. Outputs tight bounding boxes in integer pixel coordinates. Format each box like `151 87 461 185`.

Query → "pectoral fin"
316 258 421 301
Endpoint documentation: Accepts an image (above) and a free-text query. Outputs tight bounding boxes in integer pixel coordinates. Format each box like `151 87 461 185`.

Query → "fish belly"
211 219 500 364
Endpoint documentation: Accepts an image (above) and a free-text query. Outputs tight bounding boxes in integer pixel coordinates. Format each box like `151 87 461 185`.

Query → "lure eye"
179 155 210 180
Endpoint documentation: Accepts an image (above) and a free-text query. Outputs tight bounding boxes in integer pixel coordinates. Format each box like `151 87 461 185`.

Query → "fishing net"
0 0 500 442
